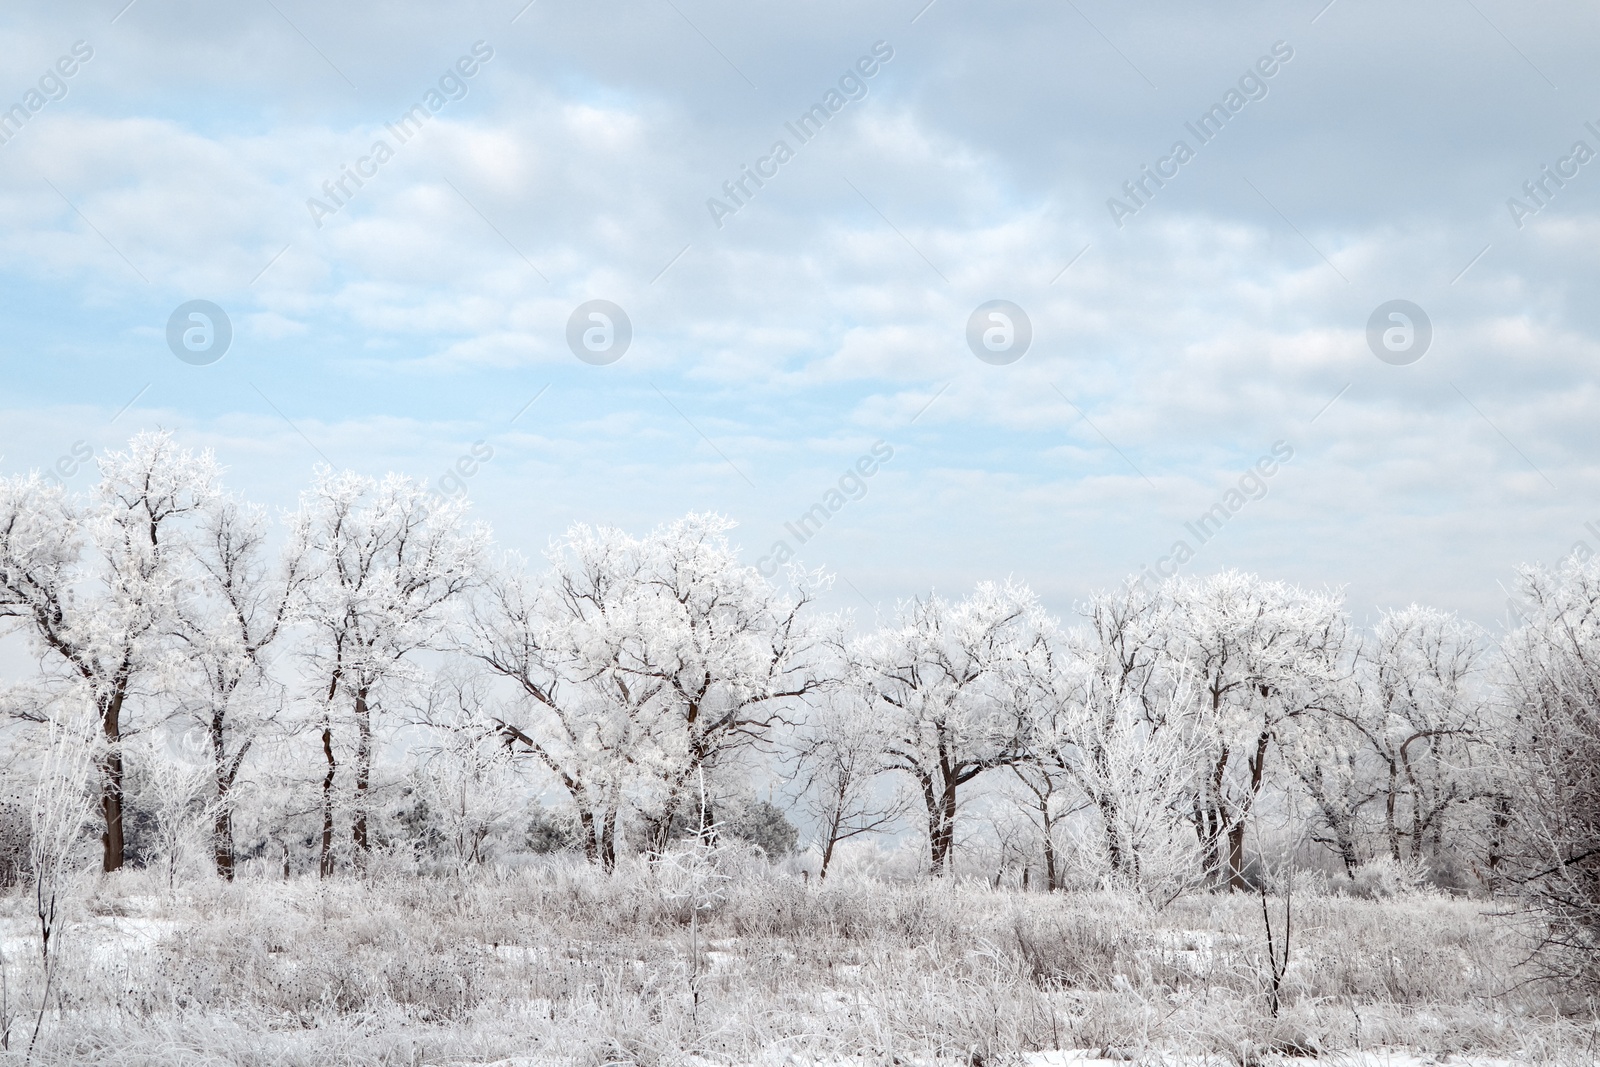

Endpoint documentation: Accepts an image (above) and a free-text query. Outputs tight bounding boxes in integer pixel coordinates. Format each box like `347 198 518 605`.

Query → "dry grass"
0 857 1592 1066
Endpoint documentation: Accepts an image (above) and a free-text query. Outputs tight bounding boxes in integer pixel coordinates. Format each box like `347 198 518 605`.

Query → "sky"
1 0 1598 631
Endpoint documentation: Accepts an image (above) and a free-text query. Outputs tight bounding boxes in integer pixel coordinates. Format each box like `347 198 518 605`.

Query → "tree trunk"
1385 761 1402 862
1227 729 1271 892
1096 793 1126 877
99 691 128 873
918 773 942 874
697 794 717 840
649 794 681 857
577 807 600 865
647 759 698 857
819 793 846 881
1401 735 1429 863
1300 771 1359 877
1040 803 1058 892
1195 747 1230 888
929 780 958 875
1486 793 1510 890
600 806 617 872
352 688 372 854
1227 821 1249 891
210 710 248 882
213 798 235 882
1333 820 1359 877
1193 799 1221 887
319 714 336 878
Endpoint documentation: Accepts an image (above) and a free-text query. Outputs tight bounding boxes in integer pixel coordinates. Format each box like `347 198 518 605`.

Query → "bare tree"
410 676 525 873
1364 606 1487 864
0 432 217 871
175 494 308 879
863 581 1048 875
1165 572 1347 890
466 539 661 871
623 515 826 854
25 704 95 1057
1497 556 1600 985
790 671 907 881
294 469 486 874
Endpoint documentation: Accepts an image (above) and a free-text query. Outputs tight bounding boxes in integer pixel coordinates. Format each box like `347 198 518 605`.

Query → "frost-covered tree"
790 665 908 881
175 494 308 879
1276 670 1369 876
1280 606 1488 877
863 581 1049 875
24 702 95 1054
293 469 486 874
409 684 525 873
1498 556 1600 982
1023 583 1199 893
1363 606 1487 864
130 734 213 891
467 535 663 871
1043 584 1177 878
624 515 826 854
1165 572 1347 890
0 432 217 871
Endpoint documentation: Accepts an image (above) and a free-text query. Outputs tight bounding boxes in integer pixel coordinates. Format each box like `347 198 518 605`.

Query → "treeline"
0 434 1595 965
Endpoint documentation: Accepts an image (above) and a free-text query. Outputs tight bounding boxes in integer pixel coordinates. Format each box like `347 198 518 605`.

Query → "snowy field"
0 862 1591 1067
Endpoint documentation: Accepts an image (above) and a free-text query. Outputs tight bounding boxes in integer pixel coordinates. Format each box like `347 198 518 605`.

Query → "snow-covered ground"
0 866 1589 1067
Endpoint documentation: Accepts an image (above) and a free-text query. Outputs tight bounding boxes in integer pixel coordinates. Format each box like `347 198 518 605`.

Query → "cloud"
1 0 1599 625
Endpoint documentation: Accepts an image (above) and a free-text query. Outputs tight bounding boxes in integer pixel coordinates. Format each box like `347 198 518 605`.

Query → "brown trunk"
1385 761 1401 861
1097 793 1126 876
1227 729 1271 892
1227 822 1248 891
99 750 125 874
1193 800 1221 887
1486 794 1510 890
210 710 247 881
319 714 336 878
650 793 682 857
1401 734 1427 863
1195 748 1230 888
1040 803 1059 892
1333 819 1359 877
99 690 127 873
697 794 717 840
819 793 845 882
929 780 958 875
352 688 372 854
577 808 600 865
1091 744 1126 877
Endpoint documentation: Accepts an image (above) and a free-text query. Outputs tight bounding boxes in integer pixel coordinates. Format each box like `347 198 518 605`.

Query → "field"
0 857 1593 1067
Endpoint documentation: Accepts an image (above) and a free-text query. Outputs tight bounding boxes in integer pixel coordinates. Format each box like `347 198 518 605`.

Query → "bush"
722 799 798 858
525 805 579 854
1346 857 1429 900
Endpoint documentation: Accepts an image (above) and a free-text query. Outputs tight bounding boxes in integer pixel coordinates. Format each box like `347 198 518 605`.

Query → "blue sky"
2 0 1598 627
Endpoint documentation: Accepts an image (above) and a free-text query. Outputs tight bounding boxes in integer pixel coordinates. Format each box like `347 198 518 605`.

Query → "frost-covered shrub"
722 798 798 857
525 803 580 854
1346 856 1429 900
